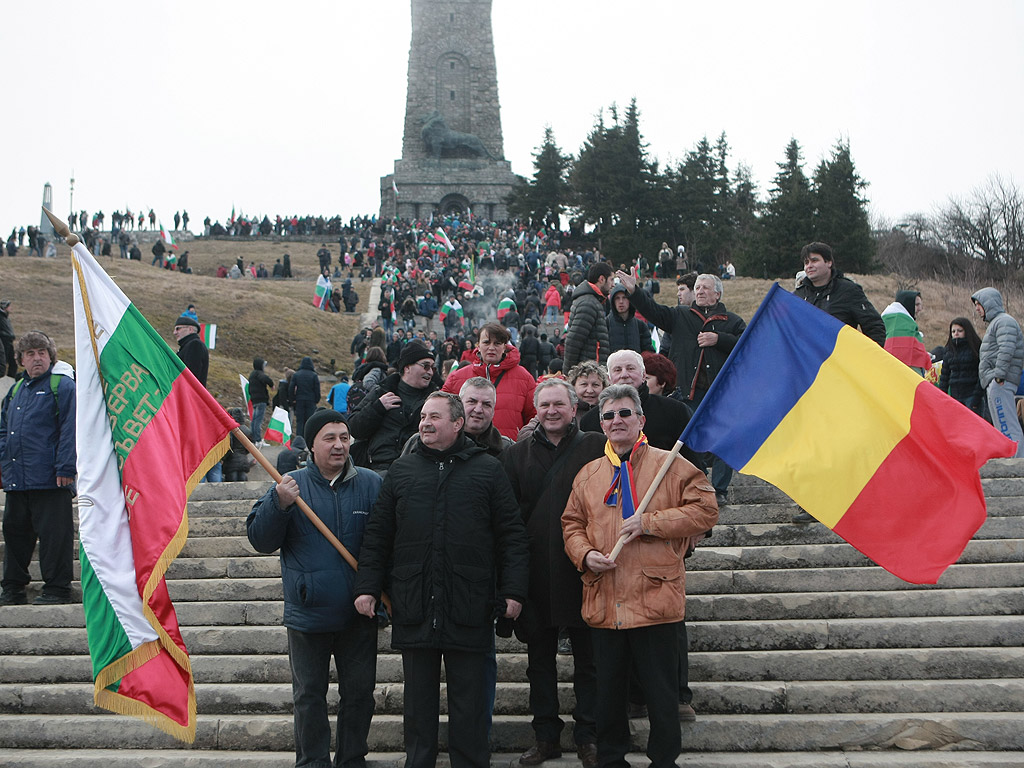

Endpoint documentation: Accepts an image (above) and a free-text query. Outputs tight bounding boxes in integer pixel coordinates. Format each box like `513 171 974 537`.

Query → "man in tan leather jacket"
562 383 718 768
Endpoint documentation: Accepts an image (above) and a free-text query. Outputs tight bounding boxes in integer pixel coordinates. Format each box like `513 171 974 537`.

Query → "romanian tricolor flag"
497 297 516 321
72 243 236 741
882 301 932 370
680 284 1016 584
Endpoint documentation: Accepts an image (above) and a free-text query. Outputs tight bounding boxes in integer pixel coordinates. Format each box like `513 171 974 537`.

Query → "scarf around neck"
603 432 648 518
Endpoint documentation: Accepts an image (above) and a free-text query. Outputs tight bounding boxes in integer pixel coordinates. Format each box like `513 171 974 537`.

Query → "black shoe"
576 742 598 768
557 636 572 655
519 741 562 766
791 509 815 524
32 593 73 605
715 491 728 506
0 590 28 606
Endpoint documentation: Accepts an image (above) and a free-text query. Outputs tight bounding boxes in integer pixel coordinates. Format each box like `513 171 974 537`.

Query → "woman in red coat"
443 322 537 440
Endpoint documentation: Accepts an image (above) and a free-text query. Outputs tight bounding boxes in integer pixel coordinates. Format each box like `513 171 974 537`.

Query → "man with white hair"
615 270 746 505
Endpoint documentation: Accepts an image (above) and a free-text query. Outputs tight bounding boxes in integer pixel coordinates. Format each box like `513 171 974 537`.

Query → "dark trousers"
526 625 596 745
402 647 490 768
628 621 691 706
2 489 74 597
286 619 377 768
592 622 681 768
294 401 316 443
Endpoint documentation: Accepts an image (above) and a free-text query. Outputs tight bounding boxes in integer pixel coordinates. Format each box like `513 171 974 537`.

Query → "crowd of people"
3 229 1023 768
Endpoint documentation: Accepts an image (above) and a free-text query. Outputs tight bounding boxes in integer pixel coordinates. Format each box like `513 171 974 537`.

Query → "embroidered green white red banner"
72 242 236 742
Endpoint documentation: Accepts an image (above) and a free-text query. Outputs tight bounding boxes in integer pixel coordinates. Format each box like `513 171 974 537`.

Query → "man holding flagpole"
562 384 717 768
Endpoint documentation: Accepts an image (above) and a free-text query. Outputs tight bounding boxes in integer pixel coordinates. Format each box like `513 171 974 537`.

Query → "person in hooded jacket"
938 317 984 414
606 283 654 356
289 357 321 441
442 322 537 440
518 324 541 379
248 358 275 444
248 410 382 768
353 392 528 768
563 263 612 369
972 286 1024 455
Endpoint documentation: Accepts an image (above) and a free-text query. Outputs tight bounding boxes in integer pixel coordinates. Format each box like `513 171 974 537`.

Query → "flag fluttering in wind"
434 227 454 254
680 283 1015 584
264 406 292 448
313 274 332 310
881 301 931 370
239 374 253 421
392 179 399 197
497 297 517 321
159 222 178 251
72 242 237 742
199 323 217 350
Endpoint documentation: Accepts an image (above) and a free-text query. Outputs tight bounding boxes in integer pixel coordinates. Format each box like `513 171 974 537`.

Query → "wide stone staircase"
1 461 1022 767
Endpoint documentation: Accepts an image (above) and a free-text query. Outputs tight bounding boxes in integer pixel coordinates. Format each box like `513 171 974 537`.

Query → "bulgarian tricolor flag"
497 297 516 321
434 227 454 254
159 222 178 251
264 406 292 448
515 231 525 249
313 274 331 310
882 301 932 371
440 298 463 325
239 374 254 421
72 242 237 742
199 323 217 350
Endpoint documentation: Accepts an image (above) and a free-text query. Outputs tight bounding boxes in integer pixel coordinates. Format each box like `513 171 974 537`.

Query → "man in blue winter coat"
0 331 77 605
247 409 382 768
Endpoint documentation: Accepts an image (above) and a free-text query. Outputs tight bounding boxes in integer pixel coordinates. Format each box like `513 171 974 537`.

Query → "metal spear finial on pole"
43 206 80 246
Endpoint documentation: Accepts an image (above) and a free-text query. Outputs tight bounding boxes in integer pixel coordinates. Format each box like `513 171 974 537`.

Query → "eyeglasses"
601 408 637 421
418 361 435 371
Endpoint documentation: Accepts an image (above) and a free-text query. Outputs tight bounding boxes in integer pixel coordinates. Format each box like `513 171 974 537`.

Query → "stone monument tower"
380 0 517 221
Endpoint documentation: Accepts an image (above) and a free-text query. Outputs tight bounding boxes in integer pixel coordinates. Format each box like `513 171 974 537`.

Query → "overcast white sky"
2 0 1022 235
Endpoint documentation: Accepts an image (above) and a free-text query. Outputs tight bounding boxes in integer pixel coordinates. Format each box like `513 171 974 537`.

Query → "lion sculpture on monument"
420 111 493 160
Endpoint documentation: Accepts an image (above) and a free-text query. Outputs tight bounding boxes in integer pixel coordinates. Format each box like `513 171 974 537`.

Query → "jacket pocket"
283 570 312 607
639 563 683 622
450 563 492 626
580 570 606 626
390 562 425 625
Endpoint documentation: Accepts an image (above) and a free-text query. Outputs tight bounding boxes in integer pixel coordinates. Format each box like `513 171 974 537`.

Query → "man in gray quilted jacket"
972 286 1024 457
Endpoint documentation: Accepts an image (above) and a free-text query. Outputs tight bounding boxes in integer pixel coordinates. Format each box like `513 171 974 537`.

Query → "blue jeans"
544 306 558 323
287 620 377 768
251 402 267 442
202 461 222 483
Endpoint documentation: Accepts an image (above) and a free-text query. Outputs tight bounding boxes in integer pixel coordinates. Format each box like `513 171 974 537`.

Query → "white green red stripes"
73 242 236 742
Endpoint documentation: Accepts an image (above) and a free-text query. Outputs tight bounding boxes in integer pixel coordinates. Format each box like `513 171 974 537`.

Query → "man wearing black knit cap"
173 314 208 387
248 408 382 768
348 340 439 476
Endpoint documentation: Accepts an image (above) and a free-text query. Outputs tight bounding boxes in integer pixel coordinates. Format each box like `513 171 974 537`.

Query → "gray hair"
696 273 723 297
533 377 578 408
567 360 609 387
606 349 643 371
459 376 496 398
425 391 465 423
598 384 643 416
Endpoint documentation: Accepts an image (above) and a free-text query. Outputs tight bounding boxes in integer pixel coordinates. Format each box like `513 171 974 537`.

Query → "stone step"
5 750 1023 768
687 538 1024 571
4 678 1023 716
4 586 1021 629
1 712 1022 752
7 647 1022 687
4 615 1021 656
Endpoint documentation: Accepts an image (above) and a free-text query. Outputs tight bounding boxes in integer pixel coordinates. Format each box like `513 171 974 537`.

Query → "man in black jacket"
607 283 654 356
563 263 612 368
501 379 606 768
793 242 884 346
248 358 275 445
173 315 208 387
354 392 529 768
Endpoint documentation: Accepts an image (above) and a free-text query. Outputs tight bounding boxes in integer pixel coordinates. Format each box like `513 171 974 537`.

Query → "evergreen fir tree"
813 138 876 274
761 138 816 278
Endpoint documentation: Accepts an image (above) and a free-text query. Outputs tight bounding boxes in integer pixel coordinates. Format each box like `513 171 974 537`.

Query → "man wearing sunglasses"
563 384 718 768
348 341 439 476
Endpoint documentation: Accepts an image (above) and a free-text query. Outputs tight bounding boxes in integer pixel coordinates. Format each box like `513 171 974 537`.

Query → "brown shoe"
576 742 598 768
519 741 562 766
679 702 697 722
